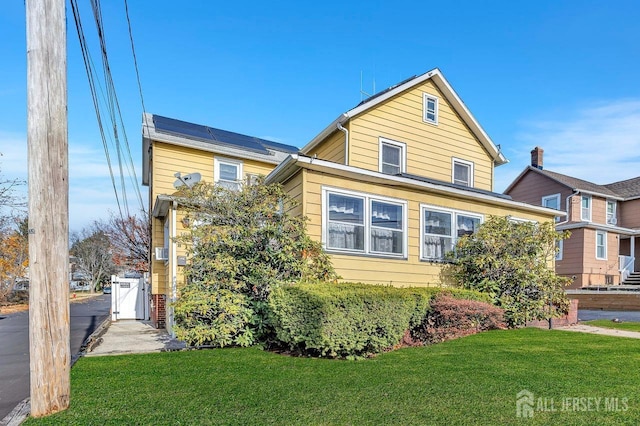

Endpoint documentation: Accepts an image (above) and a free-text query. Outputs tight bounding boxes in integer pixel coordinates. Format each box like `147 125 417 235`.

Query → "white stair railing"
619 255 635 283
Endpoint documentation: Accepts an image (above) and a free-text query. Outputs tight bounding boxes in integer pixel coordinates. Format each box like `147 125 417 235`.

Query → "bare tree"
95 211 150 273
70 227 117 292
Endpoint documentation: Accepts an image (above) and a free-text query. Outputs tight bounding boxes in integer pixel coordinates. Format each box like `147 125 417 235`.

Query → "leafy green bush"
450 216 571 327
267 282 490 358
173 283 254 347
172 179 337 347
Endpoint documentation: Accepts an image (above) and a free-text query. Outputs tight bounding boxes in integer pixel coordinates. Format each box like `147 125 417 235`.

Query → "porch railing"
619 255 635 283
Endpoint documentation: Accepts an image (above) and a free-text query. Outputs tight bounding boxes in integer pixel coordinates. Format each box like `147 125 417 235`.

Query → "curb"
0 317 112 425
72 317 111 366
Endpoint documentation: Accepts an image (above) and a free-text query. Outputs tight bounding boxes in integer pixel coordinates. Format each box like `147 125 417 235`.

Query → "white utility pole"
26 0 70 417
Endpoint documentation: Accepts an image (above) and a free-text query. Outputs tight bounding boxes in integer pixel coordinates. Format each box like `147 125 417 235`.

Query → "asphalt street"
0 294 111 421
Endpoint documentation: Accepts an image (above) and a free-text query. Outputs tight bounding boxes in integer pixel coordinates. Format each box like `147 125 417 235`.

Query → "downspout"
556 190 579 226
337 123 349 165
170 200 178 338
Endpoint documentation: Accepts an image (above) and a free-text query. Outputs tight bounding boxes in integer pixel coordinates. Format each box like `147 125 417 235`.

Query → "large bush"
450 216 571 327
414 294 506 344
267 282 494 358
172 179 337 347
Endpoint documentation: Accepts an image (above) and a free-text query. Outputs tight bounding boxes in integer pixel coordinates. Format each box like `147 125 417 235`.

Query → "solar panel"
152 114 299 155
153 115 213 141
207 127 269 154
257 138 299 153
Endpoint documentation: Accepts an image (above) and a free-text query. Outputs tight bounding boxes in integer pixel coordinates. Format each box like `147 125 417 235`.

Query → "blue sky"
1 1 639 231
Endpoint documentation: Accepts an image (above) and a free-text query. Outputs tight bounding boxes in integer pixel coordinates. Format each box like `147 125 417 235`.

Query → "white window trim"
581 195 592 222
556 239 563 261
214 157 243 189
423 93 439 125
378 137 407 175
542 193 561 210
542 193 562 222
419 204 484 261
451 158 474 187
606 200 617 225
595 230 607 260
321 186 408 258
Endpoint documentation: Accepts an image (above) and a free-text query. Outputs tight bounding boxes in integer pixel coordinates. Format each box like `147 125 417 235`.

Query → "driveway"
0 294 111 421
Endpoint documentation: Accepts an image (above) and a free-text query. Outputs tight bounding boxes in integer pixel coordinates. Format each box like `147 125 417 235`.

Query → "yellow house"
142 68 561 330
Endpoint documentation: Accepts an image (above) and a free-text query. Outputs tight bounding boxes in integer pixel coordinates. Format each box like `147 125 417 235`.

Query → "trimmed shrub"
414 294 506 344
267 282 491 358
173 283 254 347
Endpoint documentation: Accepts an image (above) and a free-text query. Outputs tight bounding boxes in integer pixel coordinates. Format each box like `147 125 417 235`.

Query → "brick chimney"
531 147 544 170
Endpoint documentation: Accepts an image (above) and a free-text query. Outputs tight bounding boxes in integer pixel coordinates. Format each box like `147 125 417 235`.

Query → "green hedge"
267 282 490 358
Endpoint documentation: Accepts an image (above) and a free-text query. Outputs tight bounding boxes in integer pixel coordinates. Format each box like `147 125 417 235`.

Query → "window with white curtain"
327 192 365 251
421 205 482 261
323 188 406 257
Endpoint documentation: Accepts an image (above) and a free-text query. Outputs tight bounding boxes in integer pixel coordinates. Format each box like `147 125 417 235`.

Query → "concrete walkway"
86 320 185 356
557 324 640 339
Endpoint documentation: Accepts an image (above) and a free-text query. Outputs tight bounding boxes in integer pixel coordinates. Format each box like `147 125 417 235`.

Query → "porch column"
632 236 636 273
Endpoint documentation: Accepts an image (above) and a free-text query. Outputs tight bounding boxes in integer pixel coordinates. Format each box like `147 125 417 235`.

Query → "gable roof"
504 166 640 200
142 113 299 185
300 68 508 166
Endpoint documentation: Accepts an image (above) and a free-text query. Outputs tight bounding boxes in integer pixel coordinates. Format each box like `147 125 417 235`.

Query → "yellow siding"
299 168 552 287
308 128 346 164
348 79 494 191
282 172 304 217
151 141 277 200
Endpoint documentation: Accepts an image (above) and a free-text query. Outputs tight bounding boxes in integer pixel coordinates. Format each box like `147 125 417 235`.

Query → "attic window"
452 158 474 187
214 157 243 191
423 94 439 124
379 138 406 175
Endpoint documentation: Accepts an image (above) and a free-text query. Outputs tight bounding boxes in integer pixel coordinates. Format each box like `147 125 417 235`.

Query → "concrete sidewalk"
86 320 185 356
557 324 640 339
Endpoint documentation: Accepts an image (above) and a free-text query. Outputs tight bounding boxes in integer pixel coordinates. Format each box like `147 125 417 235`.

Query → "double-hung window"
214 157 243 190
423 93 439 124
452 158 474 187
596 230 607 260
606 200 617 225
421 205 482 261
542 193 561 222
323 188 406 257
581 195 592 221
379 138 406 175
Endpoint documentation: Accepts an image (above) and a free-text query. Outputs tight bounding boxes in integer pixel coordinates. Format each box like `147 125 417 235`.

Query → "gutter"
266 154 564 217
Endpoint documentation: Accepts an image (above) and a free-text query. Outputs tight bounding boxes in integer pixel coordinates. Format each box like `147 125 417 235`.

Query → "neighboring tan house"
143 68 560 331
505 147 640 289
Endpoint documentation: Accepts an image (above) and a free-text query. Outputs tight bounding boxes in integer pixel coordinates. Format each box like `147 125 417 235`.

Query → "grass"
584 319 640 332
25 328 640 425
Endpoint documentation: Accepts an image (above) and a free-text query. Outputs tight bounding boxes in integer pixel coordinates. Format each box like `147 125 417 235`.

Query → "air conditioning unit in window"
608 217 617 225
155 247 169 261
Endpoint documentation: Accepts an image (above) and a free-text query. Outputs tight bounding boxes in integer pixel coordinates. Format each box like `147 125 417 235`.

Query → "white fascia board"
299 114 349 154
577 189 624 201
556 221 639 235
267 155 562 217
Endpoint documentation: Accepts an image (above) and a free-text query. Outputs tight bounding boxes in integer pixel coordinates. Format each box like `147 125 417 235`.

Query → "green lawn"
25 329 639 425
584 319 640 332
